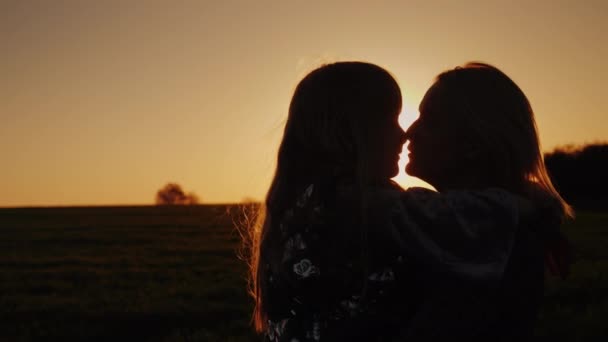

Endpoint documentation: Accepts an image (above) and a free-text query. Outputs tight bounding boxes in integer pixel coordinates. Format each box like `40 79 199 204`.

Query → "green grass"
0 205 258 341
0 206 606 341
536 211 608 341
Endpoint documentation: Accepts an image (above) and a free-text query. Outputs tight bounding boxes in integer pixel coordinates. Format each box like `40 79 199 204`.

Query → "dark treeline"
544 143 608 210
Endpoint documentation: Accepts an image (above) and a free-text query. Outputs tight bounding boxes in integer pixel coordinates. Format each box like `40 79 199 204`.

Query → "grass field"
0 205 606 341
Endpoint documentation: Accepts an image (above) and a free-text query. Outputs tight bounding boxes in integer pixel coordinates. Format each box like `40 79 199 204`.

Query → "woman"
249 61 537 341
403 62 573 340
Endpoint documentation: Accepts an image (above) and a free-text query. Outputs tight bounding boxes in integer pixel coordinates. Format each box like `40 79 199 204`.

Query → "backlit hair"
434 62 574 219
249 61 402 332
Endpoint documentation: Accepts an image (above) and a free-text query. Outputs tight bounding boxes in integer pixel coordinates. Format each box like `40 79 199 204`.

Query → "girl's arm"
371 187 521 279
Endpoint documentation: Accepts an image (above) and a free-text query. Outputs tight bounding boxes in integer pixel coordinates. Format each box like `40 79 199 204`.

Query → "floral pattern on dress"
293 259 320 279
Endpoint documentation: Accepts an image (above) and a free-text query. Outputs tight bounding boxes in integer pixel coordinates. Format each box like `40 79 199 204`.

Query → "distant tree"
156 183 200 205
185 192 200 205
544 143 608 209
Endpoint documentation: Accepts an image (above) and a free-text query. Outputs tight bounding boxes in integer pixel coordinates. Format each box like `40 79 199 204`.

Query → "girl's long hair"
435 62 574 219
248 61 402 333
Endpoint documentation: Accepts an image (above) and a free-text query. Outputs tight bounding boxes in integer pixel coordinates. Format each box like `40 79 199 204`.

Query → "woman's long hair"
434 62 574 219
248 61 402 332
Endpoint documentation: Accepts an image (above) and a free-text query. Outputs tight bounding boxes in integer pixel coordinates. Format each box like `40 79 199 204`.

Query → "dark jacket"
262 183 521 341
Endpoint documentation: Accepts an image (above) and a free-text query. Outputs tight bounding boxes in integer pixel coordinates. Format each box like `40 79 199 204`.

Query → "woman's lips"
407 147 414 157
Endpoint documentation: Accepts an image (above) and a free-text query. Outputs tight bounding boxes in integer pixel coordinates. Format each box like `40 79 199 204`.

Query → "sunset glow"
393 103 433 190
1 1 606 207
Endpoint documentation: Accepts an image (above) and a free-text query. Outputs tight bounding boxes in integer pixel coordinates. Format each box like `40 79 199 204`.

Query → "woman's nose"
404 121 418 141
399 126 408 144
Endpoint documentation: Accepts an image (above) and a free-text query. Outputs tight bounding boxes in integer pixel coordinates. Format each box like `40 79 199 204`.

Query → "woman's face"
404 82 473 190
367 108 407 181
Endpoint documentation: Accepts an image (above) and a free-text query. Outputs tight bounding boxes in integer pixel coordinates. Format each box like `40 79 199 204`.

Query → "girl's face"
404 82 473 190
366 108 407 181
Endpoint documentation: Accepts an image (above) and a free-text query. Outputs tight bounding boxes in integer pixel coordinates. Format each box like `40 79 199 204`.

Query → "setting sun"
392 102 435 190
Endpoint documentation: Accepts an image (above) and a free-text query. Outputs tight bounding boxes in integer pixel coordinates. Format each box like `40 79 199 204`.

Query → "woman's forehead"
418 83 469 130
419 82 447 114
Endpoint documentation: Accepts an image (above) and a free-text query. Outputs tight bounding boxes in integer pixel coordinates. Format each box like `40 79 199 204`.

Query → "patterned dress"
262 182 520 341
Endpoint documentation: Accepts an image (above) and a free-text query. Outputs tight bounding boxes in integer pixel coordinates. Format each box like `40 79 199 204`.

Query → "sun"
392 102 434 190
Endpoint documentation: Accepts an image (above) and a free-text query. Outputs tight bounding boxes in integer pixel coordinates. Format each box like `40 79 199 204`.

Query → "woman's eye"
419 115 437 127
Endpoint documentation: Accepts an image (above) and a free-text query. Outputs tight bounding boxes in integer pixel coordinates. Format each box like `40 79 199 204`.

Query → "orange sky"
1 0 607 207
